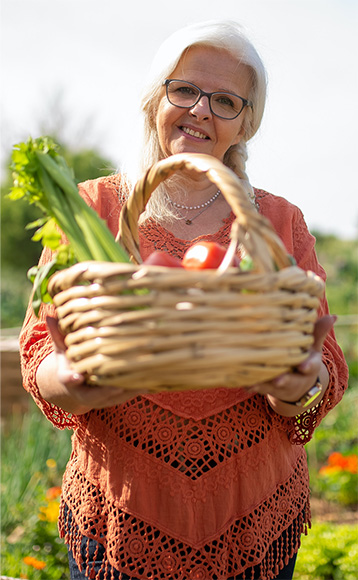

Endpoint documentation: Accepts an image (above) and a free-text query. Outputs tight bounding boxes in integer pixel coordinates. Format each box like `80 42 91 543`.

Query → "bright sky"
1 0 357 238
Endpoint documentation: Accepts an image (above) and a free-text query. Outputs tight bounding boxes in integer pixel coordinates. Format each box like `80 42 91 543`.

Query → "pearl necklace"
170 190 221 211
169 191 222 225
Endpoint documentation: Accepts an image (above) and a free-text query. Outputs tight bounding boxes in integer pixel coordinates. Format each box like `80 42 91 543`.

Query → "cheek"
156 101 179 152
233 109 251 144
223 123 245 154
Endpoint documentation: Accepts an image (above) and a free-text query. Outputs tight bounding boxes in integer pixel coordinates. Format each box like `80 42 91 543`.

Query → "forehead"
170 45 251 95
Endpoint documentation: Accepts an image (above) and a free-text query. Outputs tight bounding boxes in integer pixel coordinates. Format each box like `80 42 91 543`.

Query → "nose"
189 95 212 120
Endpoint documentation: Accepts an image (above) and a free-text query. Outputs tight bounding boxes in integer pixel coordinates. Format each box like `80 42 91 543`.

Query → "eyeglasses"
164 79 253 120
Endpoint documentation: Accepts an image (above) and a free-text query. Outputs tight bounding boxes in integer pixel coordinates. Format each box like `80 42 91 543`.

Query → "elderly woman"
19 20 348 580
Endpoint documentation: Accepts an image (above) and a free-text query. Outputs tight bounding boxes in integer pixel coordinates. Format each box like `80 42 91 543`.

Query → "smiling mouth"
180 126 209 140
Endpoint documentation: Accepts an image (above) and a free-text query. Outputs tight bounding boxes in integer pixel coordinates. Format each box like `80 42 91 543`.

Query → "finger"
296 351 322 376
311 315 337 352
46 316 67 352
56 350 85 386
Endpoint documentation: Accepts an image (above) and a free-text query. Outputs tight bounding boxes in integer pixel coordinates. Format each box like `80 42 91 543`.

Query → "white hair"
125 20 268 222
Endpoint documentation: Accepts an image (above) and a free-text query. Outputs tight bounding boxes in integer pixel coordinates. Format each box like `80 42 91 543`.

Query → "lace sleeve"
263 205 349 444
19 251 83 430
19 302 82 430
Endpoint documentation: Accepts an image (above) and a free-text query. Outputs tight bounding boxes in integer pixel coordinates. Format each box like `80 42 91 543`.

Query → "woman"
19 20 348 580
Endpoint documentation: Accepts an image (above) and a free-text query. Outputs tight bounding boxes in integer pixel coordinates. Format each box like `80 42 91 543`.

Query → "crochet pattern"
60 395 311 580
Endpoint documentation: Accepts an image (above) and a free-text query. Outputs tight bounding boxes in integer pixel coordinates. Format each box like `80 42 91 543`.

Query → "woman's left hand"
247 315 336 415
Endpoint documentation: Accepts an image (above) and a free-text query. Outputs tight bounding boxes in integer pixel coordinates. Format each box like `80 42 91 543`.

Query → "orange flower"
23 556 46 569
328 452 347 468
346 455 358 474
46 486 62 500
327 452 358 472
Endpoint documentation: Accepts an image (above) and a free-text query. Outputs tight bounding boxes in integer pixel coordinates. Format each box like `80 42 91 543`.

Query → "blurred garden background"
1 131 357 578
1 0 357 577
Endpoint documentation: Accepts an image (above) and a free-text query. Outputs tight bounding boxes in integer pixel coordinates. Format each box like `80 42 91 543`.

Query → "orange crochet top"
19 174 348 580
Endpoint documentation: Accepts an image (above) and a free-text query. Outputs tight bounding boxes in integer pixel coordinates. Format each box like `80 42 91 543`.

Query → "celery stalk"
9 136 131 315
34 149 130 263
37 164 94 262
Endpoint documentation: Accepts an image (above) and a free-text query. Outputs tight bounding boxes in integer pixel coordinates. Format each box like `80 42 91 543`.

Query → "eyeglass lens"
166 80 246 119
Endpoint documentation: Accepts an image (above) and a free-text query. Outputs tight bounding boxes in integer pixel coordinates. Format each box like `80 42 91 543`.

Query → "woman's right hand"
35 316 147 414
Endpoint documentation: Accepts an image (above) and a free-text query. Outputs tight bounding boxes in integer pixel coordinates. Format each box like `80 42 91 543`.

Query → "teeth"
182 127 208 140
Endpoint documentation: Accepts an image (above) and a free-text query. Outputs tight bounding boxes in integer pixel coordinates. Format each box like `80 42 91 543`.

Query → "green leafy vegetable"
9 136 130 315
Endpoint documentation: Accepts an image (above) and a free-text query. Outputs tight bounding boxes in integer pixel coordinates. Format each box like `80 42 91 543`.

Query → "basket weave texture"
48 153 324 391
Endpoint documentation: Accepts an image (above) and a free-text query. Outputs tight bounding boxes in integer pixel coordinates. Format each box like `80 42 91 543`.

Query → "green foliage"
1 403 72 533
1 140 115 270
1 267 33 327
294 522 358 580
307 388 358 463
307 387 358 507
1 191 43 271
1 403 72 578
2 509 69 579
313 230 357 317
316 462 358 506
312 231 358 385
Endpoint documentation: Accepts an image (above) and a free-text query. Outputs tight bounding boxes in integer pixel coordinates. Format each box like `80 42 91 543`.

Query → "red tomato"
143 251 183 268
182 242 228 270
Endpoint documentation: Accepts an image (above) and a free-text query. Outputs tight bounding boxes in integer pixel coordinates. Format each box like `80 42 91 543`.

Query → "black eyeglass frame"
163 79 253 120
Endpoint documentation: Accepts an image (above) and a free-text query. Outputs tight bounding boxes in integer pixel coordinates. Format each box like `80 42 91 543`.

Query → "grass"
294 522 358 580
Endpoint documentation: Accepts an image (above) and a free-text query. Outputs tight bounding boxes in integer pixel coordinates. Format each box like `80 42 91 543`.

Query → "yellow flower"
38 500 60 522
319 465 342 476
23 556 46 569
46 458 57 469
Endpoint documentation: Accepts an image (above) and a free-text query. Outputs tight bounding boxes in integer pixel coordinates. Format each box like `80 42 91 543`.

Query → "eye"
175 84 197 96
215 95 235 108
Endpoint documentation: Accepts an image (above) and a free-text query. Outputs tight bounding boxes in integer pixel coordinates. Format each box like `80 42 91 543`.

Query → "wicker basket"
48 153 324 391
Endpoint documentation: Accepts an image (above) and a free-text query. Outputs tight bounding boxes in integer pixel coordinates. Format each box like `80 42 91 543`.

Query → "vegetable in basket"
143 250 184 268
182 241 241 270
9 136 130 314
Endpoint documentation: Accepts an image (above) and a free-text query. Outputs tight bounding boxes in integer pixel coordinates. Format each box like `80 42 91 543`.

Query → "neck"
165 174 220 207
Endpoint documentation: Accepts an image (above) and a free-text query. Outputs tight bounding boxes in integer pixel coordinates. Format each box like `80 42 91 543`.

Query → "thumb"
312 314 337 352
46 316 67 353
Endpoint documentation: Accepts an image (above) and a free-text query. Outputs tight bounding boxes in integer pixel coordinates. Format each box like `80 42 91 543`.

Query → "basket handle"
116 153 292 272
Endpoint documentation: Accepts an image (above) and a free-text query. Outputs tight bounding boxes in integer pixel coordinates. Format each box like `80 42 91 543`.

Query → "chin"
169 142 214 158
